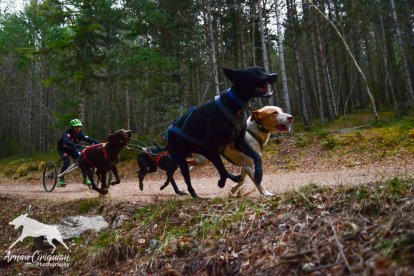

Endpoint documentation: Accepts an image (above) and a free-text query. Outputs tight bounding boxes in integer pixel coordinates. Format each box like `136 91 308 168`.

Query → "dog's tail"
152 140 166 151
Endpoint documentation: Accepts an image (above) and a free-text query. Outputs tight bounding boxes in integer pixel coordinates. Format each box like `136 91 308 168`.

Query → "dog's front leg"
110 166 121 185
9 234 26 250
245 165 273 196
234 139 263 185
100 172 109 195
206 149 242 188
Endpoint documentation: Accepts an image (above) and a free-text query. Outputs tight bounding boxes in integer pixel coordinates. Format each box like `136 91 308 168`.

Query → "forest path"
1 162 413 203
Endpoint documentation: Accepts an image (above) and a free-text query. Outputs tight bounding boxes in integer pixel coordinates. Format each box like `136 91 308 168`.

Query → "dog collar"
254 120 270 133
226 88 246 108
247 129 264 151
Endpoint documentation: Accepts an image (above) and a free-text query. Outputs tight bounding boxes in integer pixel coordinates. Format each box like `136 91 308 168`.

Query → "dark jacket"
58 129 99 150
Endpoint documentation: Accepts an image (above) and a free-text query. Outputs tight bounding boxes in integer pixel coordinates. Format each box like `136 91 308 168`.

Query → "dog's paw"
189 188 199 198
262 190 274 197
178 191 188 196
139 182 144 191
92 185 100 193
100 189 109 195
160 184 168 190
218 178 226 188
110 180 120 186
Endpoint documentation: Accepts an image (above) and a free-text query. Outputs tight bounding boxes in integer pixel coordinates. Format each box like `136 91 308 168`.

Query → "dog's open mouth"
276 124 289 132
123 130 132 146
255 82 273 98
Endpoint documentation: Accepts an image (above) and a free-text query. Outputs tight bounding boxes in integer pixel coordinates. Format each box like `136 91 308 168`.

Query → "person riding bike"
57 119 100 187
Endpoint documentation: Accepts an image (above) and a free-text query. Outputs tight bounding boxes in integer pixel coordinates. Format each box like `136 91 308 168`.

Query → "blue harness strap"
226 88 246 108
168 88 246 146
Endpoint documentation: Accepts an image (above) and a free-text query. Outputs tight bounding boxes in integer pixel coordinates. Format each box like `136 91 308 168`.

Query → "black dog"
137 142 186 195
167 66 277 198
78 129 132 195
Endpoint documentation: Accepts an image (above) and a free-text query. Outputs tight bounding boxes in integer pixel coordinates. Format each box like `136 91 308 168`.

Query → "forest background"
0 0 413 157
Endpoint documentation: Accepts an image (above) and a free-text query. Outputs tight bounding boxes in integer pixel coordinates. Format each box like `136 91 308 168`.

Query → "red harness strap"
82 143 108 168
155 151 170 165
145 150 170 166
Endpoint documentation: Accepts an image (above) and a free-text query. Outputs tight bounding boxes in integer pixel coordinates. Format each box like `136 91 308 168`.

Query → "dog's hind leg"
206 149 242 188
174 154 198 198
231 166 247 195
46 236 57 254
160 177 169 190
79 162 101 193
165 171 187 196
55 235 70 251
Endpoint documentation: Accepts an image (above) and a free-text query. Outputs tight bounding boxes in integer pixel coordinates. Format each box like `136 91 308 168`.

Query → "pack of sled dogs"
79 66 293 197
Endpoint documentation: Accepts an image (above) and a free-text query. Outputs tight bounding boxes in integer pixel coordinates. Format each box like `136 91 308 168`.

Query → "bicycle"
42 147 112 192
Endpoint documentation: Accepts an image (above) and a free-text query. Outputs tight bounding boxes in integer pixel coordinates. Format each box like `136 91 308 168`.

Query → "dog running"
167 66 277 198
78 129 132 195
190 106 293 196
137 142 186 195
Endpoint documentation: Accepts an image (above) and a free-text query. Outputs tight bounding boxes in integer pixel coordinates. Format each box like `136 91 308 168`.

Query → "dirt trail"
0 162 413 203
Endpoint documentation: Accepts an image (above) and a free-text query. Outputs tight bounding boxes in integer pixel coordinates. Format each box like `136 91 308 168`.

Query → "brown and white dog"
188 106 293 196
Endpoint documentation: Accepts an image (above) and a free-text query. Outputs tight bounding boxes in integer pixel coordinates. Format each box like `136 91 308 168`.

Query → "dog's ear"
252 107 278 121
222 68 238 83
252 110 262 121
106 133 113 142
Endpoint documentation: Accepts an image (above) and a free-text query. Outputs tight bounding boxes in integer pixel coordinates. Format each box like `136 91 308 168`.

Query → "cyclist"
57 119 100 187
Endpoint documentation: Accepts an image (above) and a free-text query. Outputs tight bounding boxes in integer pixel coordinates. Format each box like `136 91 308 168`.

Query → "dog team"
60 66 293 197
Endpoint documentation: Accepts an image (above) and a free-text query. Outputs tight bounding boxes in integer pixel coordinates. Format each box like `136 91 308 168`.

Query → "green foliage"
78 198 101 214
295 135 311 148
321 135 337 150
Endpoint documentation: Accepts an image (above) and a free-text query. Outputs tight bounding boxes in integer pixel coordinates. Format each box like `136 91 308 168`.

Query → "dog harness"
81 143 109 168
146 150 171 166
168 88 247 145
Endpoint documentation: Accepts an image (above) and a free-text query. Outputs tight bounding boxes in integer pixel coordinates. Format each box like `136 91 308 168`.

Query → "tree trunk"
125 84 131 130
275 0 292 114
311 32 325 125
251 1 256 66
316 18 336 120
390 0 414 108
78 81 86 122
288 0 311 127
237 0 247 67
305 0 378 121
378 6 398 113
206 0 220 95
257 0 272 104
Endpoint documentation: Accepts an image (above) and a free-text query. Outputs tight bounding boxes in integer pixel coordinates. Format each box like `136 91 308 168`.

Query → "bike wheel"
43 161 57 192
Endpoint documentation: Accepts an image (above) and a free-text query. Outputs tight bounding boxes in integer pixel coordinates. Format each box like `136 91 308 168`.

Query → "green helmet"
70 119 83 127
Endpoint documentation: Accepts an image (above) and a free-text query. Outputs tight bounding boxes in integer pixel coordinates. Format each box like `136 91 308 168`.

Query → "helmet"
70 119 83 127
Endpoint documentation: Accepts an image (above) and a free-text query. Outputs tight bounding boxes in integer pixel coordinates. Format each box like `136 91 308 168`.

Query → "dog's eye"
273 110 279 115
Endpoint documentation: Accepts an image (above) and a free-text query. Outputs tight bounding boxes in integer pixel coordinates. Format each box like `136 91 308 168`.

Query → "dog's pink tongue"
277 124 287 131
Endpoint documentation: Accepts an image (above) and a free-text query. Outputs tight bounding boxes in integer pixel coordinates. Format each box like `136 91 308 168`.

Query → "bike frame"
57 161 79 178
